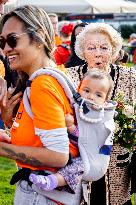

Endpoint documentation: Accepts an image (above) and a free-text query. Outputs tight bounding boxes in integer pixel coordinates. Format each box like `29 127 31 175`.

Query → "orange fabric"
55 35 62 46
54 41 71 66
0 60 5 77
11 74 79 170
133 48 136 64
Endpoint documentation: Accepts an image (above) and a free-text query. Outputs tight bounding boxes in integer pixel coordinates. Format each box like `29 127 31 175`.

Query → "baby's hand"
65 114 76 133
0 129 11 143
65 114 74 127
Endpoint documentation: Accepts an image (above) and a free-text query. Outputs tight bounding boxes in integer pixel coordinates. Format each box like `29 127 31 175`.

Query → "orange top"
11 74 79 170
133 48 136 64
55 34 62 46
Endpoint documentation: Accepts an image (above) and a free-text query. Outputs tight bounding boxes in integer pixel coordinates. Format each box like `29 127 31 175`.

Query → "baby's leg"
58 157 84 193
29 157 83 192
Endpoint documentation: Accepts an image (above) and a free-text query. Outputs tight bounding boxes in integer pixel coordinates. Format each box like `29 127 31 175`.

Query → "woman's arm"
0 77 7 107
0 142 69 168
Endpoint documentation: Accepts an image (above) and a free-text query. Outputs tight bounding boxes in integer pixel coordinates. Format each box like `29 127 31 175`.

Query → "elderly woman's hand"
1 88 22 127
0 77 7 107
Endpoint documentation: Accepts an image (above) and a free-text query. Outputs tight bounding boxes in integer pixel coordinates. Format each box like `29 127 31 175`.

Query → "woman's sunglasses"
0 33 28 50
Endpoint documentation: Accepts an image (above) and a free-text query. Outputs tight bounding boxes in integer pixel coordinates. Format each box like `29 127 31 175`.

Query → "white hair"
75 23 123 61
130 33 136 39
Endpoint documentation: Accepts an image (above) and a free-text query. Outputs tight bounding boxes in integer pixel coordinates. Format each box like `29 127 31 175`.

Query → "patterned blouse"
66 64 136 205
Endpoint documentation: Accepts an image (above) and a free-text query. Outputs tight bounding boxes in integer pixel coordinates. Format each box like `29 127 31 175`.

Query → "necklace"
79 99 104 123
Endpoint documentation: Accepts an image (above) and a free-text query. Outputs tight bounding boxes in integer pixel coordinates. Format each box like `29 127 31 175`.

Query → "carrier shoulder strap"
23 67 81 118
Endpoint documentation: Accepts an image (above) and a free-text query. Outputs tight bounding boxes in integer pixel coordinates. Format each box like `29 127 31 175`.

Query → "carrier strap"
23 67 90 118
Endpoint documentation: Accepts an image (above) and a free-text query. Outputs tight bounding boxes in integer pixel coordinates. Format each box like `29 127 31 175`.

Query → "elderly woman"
0 5 80 205
67 23 136 205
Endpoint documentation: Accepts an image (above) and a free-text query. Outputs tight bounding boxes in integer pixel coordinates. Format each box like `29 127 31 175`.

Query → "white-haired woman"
67 23 136 205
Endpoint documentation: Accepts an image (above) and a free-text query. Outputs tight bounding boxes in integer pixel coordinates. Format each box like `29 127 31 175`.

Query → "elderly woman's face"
83 32 112 69
1 16 40 73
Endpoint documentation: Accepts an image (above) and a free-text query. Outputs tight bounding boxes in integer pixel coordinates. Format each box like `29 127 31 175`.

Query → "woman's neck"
28 56 51 77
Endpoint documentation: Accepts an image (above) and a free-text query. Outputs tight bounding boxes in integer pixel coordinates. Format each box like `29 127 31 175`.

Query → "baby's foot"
29 174 58 191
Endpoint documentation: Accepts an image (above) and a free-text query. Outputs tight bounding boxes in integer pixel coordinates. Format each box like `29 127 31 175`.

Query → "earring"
38 45 41 48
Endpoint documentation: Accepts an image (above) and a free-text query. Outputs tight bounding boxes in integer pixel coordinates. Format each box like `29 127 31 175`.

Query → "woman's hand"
0 129 11 143
1 88 22 127
0 77 7 107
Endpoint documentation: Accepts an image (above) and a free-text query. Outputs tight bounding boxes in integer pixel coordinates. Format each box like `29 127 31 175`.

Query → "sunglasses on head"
0 32 28 50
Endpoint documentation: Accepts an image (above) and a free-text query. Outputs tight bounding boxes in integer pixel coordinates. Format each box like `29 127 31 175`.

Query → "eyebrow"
82 86 90 90
0 32 21 38
96 91 102 95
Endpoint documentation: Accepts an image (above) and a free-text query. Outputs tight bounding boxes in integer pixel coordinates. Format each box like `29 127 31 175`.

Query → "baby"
29 68 114 192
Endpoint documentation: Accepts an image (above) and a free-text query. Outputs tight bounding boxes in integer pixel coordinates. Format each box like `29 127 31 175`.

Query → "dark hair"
65 22 88 68
120 51 129 64
115 49 129 65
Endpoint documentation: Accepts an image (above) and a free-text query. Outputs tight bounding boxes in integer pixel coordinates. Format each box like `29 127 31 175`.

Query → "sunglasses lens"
0 35 17 50
0 37 6 50
7 35 17 49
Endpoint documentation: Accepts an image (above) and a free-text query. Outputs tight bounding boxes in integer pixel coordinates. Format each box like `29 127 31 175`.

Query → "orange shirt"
11 74 79 170
133 48 136 64
55 35 62 46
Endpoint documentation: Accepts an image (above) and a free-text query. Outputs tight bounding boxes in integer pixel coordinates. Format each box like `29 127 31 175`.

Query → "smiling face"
1 16 43 74
79 75 110 105
83 32 112 69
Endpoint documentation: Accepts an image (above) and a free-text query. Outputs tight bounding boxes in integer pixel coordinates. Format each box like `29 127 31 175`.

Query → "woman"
0 5 79 205
53 22 74 66
65 22 88 68
67 23 136 205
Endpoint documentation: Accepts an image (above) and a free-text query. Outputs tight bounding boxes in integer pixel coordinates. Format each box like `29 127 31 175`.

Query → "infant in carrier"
29 68 116 193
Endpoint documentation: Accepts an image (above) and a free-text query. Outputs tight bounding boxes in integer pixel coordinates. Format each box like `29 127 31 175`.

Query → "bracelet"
4 117 15 129
5 127 10 136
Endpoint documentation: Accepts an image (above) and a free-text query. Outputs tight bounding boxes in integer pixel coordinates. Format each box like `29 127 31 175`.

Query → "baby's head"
78 68 113 105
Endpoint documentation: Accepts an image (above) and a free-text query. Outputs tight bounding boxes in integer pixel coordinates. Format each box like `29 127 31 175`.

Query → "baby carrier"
23 67 117 205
